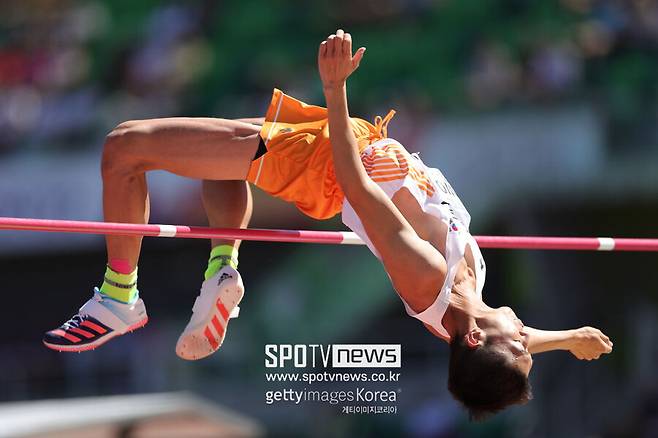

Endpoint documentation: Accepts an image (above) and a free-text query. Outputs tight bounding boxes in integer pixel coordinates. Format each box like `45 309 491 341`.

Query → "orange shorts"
246 89 393 220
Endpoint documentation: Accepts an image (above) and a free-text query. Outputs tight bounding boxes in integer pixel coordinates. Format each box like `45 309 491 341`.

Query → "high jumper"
36 30 612 419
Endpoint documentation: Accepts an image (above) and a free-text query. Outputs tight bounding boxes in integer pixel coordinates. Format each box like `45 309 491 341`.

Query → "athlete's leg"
175 180 253 360
202 117 262 249
201 179 252 277
101 118 260 269
202 179 253 249
44 118 261 352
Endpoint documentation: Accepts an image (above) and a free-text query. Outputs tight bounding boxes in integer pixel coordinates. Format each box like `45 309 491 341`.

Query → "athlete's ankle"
99 264 139 304
204 245 239 280
108 258 134 275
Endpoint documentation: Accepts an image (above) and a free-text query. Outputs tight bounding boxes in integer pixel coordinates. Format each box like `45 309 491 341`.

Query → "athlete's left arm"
319 30 445 309
318 30 368 196
525 326 613 360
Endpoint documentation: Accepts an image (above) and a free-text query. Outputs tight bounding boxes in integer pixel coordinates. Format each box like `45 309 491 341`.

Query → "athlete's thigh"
116 117 261 180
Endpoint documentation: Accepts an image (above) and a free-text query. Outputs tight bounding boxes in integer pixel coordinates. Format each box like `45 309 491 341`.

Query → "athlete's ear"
464 328 485 349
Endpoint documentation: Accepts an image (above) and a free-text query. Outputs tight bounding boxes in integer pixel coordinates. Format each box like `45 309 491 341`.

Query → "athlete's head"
447 306 533 420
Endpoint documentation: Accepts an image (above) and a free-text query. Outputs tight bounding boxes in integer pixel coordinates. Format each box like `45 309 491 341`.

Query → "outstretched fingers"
352 46 366 70
327 34 336 56
320 29 365 56
318 29 366 88
342 31 352 56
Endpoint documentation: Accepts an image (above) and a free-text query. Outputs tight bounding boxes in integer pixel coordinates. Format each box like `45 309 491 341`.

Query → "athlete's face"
480 307 533 376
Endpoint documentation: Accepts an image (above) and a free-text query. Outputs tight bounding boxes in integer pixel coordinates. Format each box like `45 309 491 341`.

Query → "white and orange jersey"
362 140 437 199
342 137 487 339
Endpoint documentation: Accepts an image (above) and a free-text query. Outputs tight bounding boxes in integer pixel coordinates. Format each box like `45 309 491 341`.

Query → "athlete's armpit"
347 181 447 312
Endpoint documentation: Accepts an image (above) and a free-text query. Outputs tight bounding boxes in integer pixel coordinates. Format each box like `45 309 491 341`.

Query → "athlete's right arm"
319 30 446 311
525 326 613 360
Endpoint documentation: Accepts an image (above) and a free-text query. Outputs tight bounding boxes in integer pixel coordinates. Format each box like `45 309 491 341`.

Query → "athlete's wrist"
322 82 346 94
562 329 578 349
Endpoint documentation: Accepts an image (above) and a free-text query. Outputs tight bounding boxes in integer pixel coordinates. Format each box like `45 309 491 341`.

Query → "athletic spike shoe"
43 288 148 352
176 265 243 360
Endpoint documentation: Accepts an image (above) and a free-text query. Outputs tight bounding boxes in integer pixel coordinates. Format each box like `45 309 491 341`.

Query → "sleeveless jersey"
341 138 486 338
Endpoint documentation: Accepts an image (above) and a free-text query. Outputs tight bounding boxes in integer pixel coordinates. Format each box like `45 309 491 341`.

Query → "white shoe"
43 288 148 352
176 266 244 360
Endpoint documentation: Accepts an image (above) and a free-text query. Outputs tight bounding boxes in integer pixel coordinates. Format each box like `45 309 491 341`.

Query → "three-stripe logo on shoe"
45 315 113 346
203 298 231 350
217 273 233 286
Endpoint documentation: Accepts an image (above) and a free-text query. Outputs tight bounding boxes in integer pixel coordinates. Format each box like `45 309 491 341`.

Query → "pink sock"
109 258 134 274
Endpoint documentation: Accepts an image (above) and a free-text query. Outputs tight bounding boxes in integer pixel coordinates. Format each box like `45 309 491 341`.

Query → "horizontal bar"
1 217 657 251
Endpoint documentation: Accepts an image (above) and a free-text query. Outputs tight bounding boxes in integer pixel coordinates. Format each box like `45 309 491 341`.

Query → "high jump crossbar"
1 217 657 252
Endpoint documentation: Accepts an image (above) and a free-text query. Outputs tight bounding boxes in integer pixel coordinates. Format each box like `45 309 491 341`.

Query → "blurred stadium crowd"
1 1 657 437
0 0 656 155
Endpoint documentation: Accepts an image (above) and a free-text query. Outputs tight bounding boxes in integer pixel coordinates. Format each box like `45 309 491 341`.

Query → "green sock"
99 266 138 303
204 245 239 280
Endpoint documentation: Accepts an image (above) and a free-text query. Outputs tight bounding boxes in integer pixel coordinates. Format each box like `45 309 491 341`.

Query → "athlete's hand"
567 326 613 360
318 29 366 91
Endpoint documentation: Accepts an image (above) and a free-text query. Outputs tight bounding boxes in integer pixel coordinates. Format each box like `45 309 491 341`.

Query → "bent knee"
106 120 144 141
102 122 148 179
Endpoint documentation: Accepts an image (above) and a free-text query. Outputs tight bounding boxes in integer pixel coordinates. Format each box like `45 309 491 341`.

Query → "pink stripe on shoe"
211 315 225 339
204 327 219 349
216 300 230 321
51 329 81 343
68 327 95 339
81 320 107 334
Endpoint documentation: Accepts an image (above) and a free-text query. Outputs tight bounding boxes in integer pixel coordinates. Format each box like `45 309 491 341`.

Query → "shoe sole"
42 317 149 353
176 279 244 361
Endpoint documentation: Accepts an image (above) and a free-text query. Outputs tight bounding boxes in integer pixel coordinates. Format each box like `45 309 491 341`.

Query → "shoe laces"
62 314 85 330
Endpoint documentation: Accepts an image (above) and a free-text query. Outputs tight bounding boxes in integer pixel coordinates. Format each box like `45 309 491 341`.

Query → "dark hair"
448 336 533 421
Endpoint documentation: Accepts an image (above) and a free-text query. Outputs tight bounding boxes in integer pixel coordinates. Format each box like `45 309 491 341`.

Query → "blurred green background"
0 0 657 437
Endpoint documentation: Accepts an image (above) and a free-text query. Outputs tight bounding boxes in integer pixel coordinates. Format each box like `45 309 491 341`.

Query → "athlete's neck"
442 260 488 339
